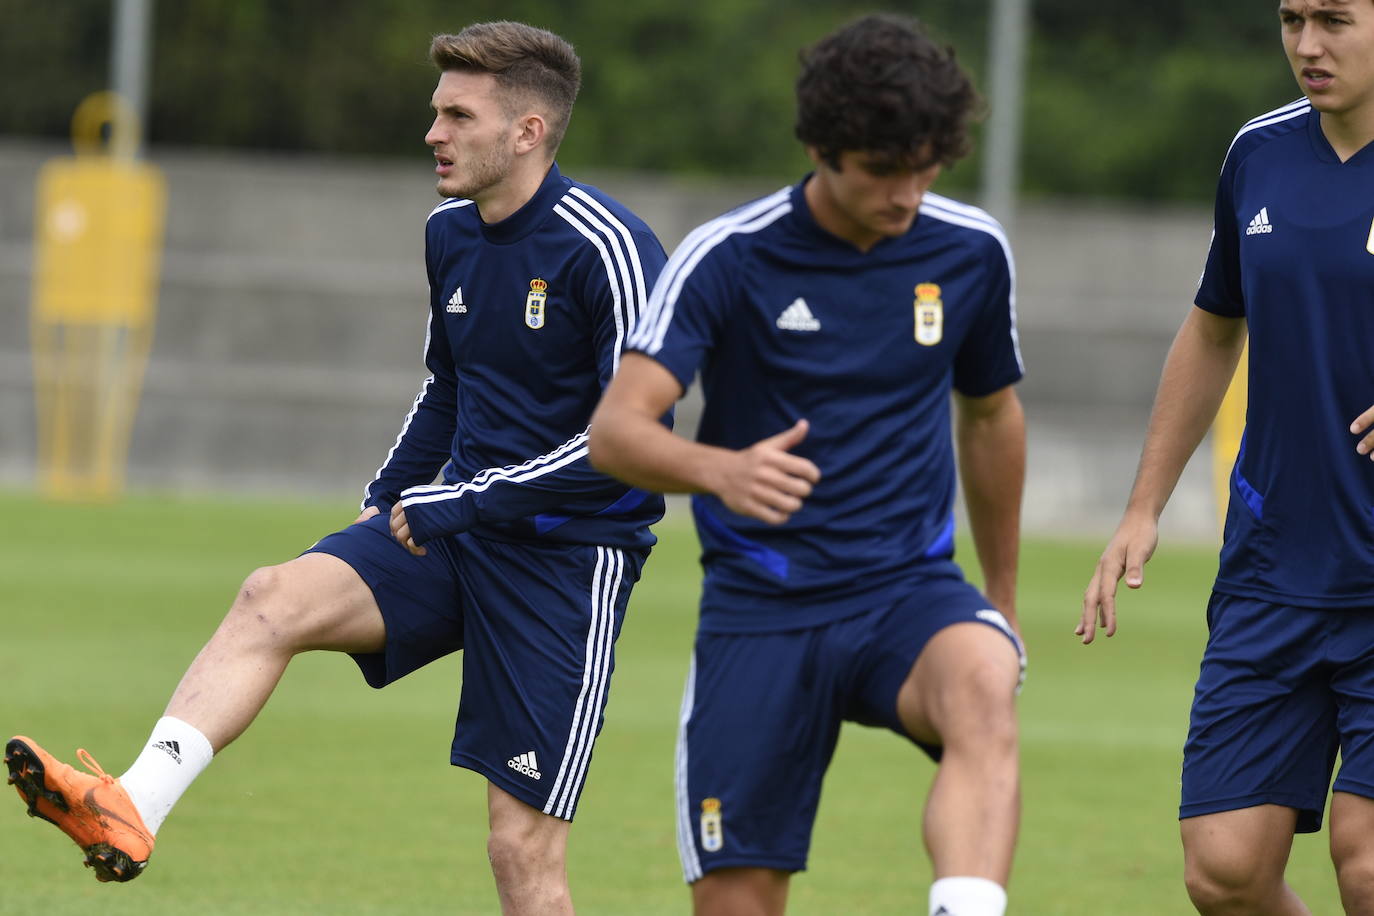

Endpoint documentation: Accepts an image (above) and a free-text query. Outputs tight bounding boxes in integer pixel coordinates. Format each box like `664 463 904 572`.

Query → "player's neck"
1317 104 1374 162
475 159 553 225
802 174 882 253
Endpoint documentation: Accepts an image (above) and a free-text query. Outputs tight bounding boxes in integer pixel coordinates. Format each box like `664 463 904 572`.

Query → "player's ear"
513 113 547 156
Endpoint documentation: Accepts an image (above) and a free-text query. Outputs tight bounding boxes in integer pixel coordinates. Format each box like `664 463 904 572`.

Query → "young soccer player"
8 22 666 914
1080 2 1374 912
589 15 1026 916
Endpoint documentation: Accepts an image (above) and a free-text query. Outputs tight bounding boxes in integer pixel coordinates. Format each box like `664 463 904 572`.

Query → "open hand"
1078 513 1158 644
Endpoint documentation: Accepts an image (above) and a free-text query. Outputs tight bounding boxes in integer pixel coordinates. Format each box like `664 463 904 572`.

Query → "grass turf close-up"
0 489 1342 914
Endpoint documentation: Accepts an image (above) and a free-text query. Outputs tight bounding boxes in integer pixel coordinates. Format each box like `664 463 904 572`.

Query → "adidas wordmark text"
507 750 542 780
1245 207 1273 236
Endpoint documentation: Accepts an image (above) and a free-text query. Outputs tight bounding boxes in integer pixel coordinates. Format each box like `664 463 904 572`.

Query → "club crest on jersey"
525 278 548 329
914 282 943 346
700 797 724 852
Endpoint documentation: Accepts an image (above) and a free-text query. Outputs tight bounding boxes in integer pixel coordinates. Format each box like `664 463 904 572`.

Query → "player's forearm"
398 439 640 543
589 404 728 497
956 390 1025 617
1124 308 1246 522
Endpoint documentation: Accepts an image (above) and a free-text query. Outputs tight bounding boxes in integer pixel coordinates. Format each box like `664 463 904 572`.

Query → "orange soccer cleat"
6 736 154 882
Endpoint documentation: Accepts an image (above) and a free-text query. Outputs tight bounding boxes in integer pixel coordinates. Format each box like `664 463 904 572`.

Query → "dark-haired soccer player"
590 15 1025 916
8 22 665 914
1080 2 1374 913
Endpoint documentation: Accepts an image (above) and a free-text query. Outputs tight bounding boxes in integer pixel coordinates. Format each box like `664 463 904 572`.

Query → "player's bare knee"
487 819 563 885
1333 847 1374 904
1184 871 1267 914
926 657 1019 750
225 565 312 649
229 566 285 621
1184 849 1277 914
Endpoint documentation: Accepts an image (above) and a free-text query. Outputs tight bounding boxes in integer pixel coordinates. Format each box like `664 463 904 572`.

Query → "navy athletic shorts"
674 575 1024 880
307 512 645 820
1181 592 1374 832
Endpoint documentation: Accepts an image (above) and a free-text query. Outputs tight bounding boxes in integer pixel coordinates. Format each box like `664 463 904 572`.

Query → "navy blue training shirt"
1197 99 1374 606
364 164 668 552
627 180 1023 633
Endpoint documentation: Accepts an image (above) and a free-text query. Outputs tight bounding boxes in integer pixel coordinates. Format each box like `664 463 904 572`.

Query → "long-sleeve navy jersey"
363 164 668 552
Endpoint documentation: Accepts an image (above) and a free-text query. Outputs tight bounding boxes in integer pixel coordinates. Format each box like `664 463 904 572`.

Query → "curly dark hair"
795 14 981 170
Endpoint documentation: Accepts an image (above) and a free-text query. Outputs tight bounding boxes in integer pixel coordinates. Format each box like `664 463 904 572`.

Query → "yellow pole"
1211 343 1249 535
30 91 165 500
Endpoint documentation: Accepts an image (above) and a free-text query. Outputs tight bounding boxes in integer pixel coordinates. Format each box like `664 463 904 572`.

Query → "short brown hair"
430 22 581 152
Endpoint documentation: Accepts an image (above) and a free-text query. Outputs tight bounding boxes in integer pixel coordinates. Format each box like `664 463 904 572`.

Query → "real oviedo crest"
525 278 548 329
914 282 943 346
700 797 724 852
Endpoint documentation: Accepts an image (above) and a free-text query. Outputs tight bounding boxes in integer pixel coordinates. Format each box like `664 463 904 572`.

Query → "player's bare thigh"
1331 792 1374 914
693 866 789 916
897 622 1020 744
227 552 386 655
486 782 574 910
1181 806 1306 913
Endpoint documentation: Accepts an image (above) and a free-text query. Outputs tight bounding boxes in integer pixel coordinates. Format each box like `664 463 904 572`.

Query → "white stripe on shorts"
675 651 703 882
543 546 626 819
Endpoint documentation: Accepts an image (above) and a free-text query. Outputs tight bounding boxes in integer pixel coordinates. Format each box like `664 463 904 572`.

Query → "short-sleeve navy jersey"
627 180 1023 633
1197 100 1374 606
364 164 668 552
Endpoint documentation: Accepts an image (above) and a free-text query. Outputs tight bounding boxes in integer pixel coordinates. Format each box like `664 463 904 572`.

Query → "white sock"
118 716 214 835
929 876 1007 916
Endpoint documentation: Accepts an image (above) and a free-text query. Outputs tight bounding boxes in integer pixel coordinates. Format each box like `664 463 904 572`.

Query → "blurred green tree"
0 0 1300 201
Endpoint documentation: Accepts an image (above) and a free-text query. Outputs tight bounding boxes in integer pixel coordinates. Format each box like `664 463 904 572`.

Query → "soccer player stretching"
1080 2 1374 913
590 15 1026 916
8 22 666 914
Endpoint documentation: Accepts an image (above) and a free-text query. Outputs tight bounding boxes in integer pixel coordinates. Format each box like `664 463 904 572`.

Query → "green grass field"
0 489 1343 914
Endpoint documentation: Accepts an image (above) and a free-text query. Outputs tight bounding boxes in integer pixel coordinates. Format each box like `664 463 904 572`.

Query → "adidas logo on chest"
1245 207 1274 236
776 297 820 332
446 286 467 313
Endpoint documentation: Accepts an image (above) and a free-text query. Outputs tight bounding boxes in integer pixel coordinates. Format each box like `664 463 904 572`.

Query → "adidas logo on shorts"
507 750 542 780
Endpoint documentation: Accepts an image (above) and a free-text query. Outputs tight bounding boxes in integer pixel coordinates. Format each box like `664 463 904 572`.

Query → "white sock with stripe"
118 716 214 835
929 876 1007 916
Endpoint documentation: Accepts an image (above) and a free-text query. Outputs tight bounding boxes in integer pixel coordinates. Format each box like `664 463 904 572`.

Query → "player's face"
805 148 941 251
1280 0 1374 120
425 70 518 200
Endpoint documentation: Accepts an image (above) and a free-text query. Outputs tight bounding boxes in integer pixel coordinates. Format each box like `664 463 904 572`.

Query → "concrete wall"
0 139 1222 540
